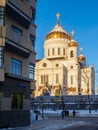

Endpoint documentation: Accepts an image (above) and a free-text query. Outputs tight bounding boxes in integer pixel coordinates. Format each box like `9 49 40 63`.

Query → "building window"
10 58 22 76
56 74 59 83
11 93 23 109
11 25 22 35
52 48 54 55
70 50 74 57
30 34 35 50
63 48 65 55
41 75 48 84
56 64 59 67
48 49 50 56
41 75 43 84
29 64 34 79
43 63 47 67
0 7 4 26
58 48 60 55
71 76 73 84
31 8 36 24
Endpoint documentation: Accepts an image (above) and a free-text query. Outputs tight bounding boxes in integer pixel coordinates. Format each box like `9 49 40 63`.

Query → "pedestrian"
73 110 76 117
65 109 67 116
61 110 64 119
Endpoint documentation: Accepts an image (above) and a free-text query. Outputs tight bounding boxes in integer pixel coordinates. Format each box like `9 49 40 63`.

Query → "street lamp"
59 84 65 111
40 97 44 118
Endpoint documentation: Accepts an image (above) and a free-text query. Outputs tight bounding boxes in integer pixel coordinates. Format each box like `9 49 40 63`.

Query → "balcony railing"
6 27 32 50
7 0 32 18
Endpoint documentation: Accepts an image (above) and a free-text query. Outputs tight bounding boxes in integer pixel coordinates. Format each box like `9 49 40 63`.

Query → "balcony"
5 27 32 57
6 0 32 28
0 68 4 81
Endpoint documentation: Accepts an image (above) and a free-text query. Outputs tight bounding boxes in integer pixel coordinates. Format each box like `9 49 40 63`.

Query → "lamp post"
59 84 65 111
40 97 44 118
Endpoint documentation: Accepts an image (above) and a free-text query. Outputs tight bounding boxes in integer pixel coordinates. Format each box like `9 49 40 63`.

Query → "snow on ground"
30 110 43 121
42 109 98 117
1 109 98 130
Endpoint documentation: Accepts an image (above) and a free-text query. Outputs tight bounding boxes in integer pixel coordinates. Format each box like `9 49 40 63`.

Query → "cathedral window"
52 48 54 55
58 47 60 55
48 49 50 56
41 75 48 84
41 75 43 84
70 65 73 69
71 76 73 84
56 74 59 83
70 50 74 57
56 64 59 67
43 63 47 67
63 48 65 55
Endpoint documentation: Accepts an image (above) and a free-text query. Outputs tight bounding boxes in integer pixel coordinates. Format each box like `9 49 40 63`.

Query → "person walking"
61 110 64 119
73 110 76 117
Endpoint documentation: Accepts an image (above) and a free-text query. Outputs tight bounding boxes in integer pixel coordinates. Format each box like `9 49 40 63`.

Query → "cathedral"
34 14 95 97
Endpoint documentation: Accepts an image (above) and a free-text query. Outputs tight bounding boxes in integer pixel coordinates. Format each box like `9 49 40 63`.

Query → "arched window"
56 74 59 83
52 48 54 55
71 76 73 84
58 48 60 55
48 49 50 56
63 48 65 55
70 50 74 57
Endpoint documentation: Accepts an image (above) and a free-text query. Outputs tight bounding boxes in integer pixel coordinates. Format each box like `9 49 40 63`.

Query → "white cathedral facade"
34 14 95 97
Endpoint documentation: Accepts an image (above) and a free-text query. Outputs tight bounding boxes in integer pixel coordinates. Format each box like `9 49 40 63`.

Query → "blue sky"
35 0 98 86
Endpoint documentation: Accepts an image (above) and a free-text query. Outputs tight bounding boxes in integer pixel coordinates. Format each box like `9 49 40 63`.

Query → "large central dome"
45 24 71 40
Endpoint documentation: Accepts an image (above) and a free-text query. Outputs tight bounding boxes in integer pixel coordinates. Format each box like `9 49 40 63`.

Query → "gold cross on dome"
80 47 83 54
71 30 75 38
56 13 60 25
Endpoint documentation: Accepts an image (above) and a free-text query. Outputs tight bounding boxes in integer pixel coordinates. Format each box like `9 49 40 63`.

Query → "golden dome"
45 24 70 40
78 54 86 61
68 39 78 47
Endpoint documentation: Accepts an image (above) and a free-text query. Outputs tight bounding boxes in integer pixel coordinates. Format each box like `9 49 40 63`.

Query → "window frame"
11 25 22 35
70 50 74 57
29 63 34 79
10 58 22 76
11 93 23 109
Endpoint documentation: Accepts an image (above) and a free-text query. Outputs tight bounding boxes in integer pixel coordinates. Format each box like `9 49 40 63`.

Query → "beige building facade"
35 14 95 97
0 0 36 128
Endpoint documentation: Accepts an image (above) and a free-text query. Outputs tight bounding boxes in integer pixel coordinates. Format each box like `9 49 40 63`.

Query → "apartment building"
0 0 36 128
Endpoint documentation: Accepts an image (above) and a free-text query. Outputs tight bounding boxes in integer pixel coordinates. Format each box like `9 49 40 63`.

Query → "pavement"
2 116 98 130
1 110 98 130
0 117 88 130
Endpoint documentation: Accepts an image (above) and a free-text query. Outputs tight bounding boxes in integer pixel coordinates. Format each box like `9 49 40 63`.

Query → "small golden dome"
78 54 86 60
68 39 78 47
